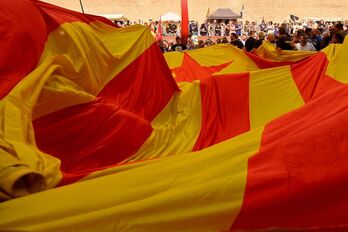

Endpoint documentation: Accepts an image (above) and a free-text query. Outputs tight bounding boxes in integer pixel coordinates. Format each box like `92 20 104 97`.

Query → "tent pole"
79 0 85 14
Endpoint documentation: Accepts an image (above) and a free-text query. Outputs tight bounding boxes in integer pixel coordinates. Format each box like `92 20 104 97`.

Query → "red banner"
181 0 189 44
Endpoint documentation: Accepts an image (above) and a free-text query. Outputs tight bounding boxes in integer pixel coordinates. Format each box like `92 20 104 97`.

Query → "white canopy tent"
159 12 181 22
303 17 344 22
95 13 125 20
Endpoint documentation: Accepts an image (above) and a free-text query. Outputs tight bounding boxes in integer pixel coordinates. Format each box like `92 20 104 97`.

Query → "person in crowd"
244 30 257 52
209 21 216 36
276 26 293 50
321 26 336 49
230 33 244 49
189 21 199 36
168 23 177 36
186 36 195 50
221 37 229 43
266 33 276 43
267 21 274 34
225 20 231 36
255 31 265 49
222 21 228 37
235 21 242 36
157 40 168 53
240 33 248 45
308 28 322 51
259 19 267 32
335 23 347 38
198 40 205 48
331 32 345 44
291 35 316 51
167 42 174 52
244 20 250 35
274 23 280 36
215 21 222 36
171 36 187 51
229 20 236 35
249 21 257 33
205 37 214 46
200 22 208 36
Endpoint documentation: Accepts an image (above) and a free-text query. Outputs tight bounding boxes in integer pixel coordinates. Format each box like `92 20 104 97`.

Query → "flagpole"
181 0 189 44
79 0 85 14
240 3 244 37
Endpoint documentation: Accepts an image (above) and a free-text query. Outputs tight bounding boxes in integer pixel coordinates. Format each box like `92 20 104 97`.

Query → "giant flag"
1 0 348 231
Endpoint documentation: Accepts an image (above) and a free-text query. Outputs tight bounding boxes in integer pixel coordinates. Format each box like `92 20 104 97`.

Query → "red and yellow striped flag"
1 0 348 231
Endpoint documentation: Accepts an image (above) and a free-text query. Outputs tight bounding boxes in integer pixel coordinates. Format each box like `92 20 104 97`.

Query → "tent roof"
208 8 241 20
159 12 181 22
95 13 125 20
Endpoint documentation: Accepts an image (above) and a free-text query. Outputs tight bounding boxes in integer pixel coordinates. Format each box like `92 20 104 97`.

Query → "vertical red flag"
156 17 163 40
181 0 189 44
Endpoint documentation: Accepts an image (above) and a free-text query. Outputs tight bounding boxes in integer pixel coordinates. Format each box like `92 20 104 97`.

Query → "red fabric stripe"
35 1 115 35
98 43 179 121
193 73 250 151
0 0 114 100
290 52 329 103
34 43 179 185
0 0 47 99
232 77 348 230
174 54 231 82
34 101 152 180
246 51 296 69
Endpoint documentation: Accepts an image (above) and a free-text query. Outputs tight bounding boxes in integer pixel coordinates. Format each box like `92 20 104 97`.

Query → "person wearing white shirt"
293 35 316 51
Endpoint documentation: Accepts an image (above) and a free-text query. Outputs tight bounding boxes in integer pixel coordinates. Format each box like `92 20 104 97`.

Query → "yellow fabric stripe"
249 66 304 129
214 46 260 74
322 42 348 83
188 44 259 73
0 23 154 200
254 40 316 62
119 81 202 163
164 44 259 74
187 44 234 66
34 23 154 119
0 59 65 201
81 81 202 181
0 126 264 232
164 51 184 69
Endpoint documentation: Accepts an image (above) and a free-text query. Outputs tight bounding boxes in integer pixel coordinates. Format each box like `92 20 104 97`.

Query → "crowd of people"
115 18 347 53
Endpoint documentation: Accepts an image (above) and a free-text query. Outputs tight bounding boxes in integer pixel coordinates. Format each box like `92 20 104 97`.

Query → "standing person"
259 19 267 32
249 21 256 33
274 23 280 36
225 20 231 36
240 33 248 46
236 21 243 36
267 21 274 34
276 26 293 50
308 28 322 51
244 20 250 35
168 23 177 36
208 21 215 36
200 21 208 36
171 36 187 51
245 30 257 52
215 21 222 36
221 21 226 37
